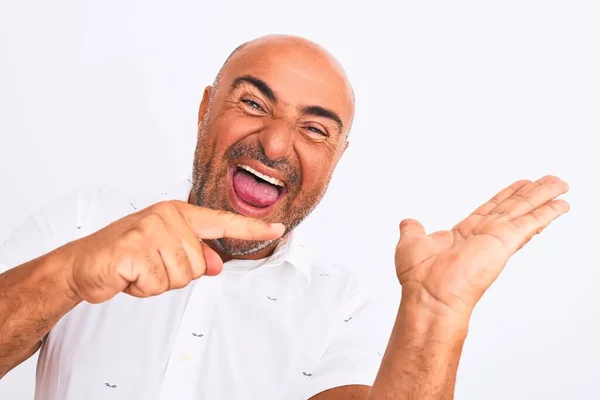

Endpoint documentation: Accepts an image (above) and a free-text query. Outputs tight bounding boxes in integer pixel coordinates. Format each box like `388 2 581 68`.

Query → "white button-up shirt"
0 179 390 400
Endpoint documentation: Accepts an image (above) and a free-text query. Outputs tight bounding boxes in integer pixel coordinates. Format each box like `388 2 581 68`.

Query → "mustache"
224 142 300 186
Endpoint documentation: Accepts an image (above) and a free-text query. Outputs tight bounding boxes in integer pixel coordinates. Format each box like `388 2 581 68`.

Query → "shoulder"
43 184 139 236
31 183 136 221
1 184 136 267
0 178 189 271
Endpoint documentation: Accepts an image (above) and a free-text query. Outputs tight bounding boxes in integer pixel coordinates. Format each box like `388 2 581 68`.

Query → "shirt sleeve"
300 285 395 399
0 190 79 274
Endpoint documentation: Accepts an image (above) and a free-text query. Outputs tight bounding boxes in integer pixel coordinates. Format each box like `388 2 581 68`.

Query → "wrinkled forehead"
216 41 355 132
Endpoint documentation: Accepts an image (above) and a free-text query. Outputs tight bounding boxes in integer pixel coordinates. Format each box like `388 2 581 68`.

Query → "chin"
210 237 277 258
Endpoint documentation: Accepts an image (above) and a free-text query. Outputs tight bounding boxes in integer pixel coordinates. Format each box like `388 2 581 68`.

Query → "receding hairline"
212 42 248 87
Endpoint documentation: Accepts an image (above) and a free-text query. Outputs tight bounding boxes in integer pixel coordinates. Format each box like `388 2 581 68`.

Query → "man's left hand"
395 175 570 319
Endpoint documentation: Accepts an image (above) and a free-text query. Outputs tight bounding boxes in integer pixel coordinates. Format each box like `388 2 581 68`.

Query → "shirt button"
180 353 192 362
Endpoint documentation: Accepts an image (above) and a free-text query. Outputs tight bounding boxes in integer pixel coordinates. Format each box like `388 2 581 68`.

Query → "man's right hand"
57 200 285 304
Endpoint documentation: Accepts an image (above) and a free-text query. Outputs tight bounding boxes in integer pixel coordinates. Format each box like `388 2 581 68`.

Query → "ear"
197 86 213 126
342 139 350 154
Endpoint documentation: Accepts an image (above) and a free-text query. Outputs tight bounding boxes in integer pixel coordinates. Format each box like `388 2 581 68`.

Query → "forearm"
369 288 470 400
0 247 80 377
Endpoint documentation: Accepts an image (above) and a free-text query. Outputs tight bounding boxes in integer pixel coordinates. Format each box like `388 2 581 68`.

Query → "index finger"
178 203 286 240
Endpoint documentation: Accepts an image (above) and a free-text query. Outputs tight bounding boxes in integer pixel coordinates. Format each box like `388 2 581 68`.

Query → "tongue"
233 169 280 208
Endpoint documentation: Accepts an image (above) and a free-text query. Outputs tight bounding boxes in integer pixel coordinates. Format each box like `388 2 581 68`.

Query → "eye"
241 99 265 112
306 126 327 136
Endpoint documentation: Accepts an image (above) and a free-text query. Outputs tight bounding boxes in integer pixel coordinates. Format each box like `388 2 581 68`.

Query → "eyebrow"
230 75 277 103
300 105 344 133
229 74 344 134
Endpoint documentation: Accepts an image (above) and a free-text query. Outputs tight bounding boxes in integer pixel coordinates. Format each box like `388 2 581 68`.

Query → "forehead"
218 41 354 128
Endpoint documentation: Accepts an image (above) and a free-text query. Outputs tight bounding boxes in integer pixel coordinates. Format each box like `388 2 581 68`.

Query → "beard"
191 116 330 258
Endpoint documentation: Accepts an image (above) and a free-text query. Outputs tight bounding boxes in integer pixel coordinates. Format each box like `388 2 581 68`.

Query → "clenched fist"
57 200 285 304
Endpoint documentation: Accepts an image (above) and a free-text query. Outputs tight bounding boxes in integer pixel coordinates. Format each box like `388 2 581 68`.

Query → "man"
0 34 569 399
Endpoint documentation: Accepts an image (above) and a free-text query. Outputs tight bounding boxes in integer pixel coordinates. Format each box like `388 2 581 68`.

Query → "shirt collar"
175 177 313 283
266 229 313 283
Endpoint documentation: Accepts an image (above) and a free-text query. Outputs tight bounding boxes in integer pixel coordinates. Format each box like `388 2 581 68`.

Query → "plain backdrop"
1 0 599 399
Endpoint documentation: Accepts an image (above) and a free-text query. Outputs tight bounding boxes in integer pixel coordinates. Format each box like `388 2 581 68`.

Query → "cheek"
297 146 337 192
208 113 264 154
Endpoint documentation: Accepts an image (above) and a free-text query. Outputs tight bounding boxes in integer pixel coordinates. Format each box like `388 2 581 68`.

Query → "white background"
1 0 599 399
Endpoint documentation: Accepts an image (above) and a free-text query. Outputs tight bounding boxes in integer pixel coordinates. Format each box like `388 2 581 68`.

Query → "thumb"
399 218 425 241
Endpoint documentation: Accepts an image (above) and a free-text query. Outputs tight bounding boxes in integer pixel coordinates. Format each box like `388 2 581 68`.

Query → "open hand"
395 175 569 317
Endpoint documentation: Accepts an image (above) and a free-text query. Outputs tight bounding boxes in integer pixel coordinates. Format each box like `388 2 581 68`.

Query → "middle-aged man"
0 35 569 399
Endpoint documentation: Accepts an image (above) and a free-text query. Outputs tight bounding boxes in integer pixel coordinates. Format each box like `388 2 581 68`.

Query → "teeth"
237 164 285 187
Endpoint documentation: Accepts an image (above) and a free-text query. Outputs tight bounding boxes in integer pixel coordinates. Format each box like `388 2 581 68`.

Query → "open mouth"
228 163 288 218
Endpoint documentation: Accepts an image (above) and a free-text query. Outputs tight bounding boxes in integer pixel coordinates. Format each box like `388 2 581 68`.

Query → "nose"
257 120 294 161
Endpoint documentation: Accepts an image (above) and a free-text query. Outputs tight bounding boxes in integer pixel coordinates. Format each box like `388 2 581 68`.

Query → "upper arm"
0 187 96 273
0 190 82 376
309 384 370 400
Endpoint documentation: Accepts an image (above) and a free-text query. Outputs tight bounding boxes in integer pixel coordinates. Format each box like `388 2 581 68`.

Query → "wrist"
399 285 471 341
40 244 82 305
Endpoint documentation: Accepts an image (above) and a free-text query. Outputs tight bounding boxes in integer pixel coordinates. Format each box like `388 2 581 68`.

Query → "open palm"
395 176 570 316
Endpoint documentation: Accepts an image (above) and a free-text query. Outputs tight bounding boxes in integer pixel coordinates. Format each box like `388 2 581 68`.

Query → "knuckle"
183 266 194 282
522 197 536 209
142 257 166 291
550 201 564 213
533 178 545 187
222 212 239 234
510 180 530 191
191 259 207 278
175 248 189 267
214 209 232 220
170 275 189 289
152 200 171 212
511 193 525 201
530 210 543 224
176 253 193 281
152 200 180 217
155 273 169 293
139 213 164 232
252 219 268 230
121 228 145 247
217 209 232 217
